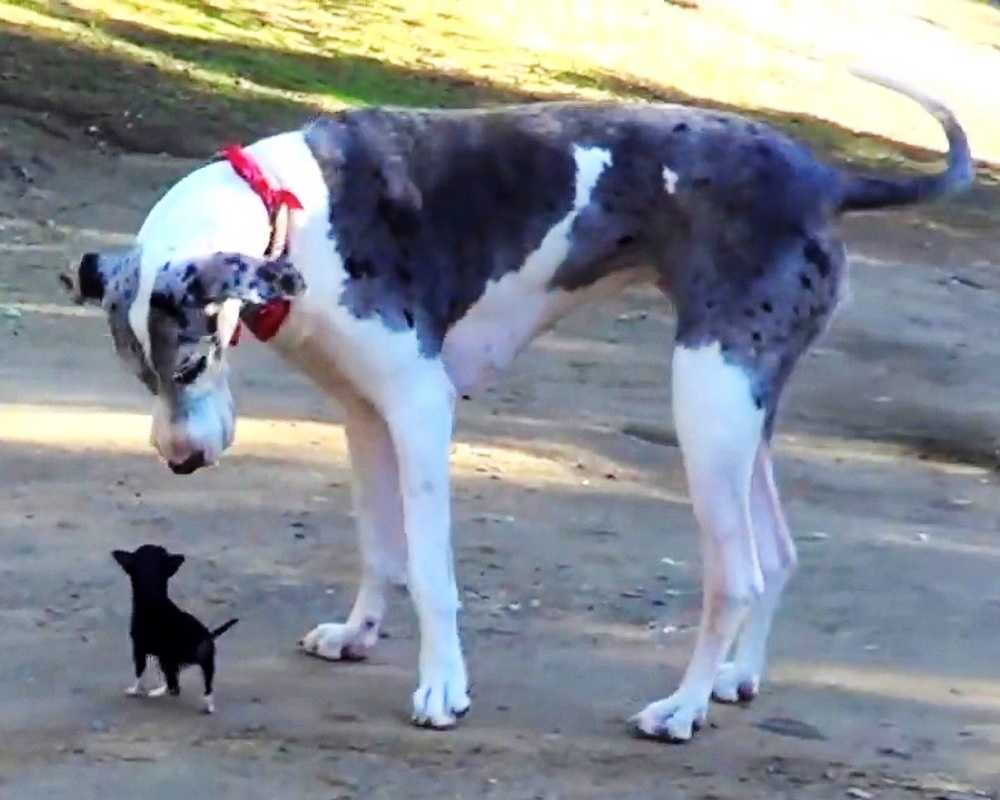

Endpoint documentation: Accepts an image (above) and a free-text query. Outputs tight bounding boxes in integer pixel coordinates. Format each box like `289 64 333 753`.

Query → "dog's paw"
147 685 169 698
298 622 376 661
629 691 709 743
201 694 215 715
712 661 760 704
411 660 470 729
125 682 146 697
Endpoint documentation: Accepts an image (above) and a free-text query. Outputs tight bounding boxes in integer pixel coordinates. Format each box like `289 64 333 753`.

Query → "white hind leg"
631 342 764 742
712 443 797 703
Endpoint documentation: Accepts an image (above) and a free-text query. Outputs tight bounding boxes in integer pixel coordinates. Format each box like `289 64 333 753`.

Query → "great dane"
64 71 971 740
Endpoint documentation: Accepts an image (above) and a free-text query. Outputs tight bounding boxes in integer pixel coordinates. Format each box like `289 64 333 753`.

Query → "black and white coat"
71 71 971 739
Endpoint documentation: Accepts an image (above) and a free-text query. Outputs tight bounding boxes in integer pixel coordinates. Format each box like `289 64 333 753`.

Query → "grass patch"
0 0 997 199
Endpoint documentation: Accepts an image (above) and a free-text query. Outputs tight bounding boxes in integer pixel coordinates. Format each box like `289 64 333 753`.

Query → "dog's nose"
168 451 206 475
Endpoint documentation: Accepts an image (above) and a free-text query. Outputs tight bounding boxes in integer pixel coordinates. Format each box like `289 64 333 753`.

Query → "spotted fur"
68 75 972 738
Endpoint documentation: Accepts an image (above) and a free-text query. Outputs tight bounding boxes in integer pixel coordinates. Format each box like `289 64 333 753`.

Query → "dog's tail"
838 69 973 213
211 618 239 639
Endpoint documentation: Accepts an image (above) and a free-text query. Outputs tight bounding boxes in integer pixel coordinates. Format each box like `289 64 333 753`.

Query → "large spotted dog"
65 72 970 740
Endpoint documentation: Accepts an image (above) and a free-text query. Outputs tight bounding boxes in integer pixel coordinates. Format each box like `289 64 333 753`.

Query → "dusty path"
1 111 999 798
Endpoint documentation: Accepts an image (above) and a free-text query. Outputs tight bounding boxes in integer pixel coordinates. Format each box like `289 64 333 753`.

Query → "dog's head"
63 247 305 474
112 544 185 598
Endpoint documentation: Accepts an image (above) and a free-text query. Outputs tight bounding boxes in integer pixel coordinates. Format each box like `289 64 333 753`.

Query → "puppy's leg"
125 643 150 696
713 443 797 703
631 342 764 742
300 394 406 661
200 650 216 714
149 660 180 697
384 370 469 729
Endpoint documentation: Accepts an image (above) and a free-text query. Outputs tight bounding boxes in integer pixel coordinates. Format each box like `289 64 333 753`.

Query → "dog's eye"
174 355 207 385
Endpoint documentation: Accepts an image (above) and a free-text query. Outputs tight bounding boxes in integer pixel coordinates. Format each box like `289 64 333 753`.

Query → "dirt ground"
2 103 1000 799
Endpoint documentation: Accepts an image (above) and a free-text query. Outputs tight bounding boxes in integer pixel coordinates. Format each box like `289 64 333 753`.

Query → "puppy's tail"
211 618 239 639
838 69 973 213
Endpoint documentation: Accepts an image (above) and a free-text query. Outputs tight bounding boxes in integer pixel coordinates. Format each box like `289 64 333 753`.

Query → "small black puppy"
112 544 237 714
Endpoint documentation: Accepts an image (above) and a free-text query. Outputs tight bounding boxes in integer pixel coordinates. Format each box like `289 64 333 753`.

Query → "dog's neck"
131 585 172 613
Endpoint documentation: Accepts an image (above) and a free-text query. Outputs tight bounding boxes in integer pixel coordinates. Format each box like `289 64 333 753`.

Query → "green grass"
1 0 997 189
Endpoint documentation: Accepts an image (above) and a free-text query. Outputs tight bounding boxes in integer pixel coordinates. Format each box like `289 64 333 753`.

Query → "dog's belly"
441 265 646 393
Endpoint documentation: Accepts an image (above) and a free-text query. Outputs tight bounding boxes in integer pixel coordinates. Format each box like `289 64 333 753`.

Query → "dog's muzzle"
168 451 207 475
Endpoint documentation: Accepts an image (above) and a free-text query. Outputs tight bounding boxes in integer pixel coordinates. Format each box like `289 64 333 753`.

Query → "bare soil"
1 102 1000 798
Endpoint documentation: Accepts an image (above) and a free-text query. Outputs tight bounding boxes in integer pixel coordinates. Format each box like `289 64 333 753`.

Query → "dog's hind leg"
712 443 797 703
300 394 406 661
125 643 151 696
149 660 180 697
199 646 216 714
631 341 764 742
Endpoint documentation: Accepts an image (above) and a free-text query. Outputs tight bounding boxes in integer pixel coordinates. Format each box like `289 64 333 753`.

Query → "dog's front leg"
300 394 406 661
384 372 469 729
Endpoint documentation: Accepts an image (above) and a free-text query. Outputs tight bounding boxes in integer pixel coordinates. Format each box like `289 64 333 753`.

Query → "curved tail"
211 618 239 639
839 69 973 213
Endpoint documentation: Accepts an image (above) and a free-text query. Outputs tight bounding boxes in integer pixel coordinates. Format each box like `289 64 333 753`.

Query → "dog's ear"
60 253 105 303
61 249 140 307
165 553 185 577
112 549 134 573
152 253 306 310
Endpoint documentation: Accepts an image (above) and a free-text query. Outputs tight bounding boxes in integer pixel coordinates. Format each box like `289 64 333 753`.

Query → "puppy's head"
112 544 185 598
63 248 305 474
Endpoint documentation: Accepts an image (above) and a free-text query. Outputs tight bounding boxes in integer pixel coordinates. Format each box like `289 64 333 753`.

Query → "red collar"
220 144 303 344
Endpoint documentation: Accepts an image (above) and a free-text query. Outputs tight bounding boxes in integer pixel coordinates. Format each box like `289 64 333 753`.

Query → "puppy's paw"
125 682 146 697
147 685 169 698
298 622 377 661
201 694 215 715
629 690 709 743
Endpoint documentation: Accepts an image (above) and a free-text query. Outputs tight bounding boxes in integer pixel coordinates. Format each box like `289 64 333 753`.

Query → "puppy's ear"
165 553 185 577
111 549 134 573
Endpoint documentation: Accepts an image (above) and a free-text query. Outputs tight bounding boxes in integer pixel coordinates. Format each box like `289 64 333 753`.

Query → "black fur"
112 544 237 711
78 252 105 301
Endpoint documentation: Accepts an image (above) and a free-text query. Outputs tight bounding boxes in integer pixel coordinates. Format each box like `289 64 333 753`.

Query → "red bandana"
220 144 303 344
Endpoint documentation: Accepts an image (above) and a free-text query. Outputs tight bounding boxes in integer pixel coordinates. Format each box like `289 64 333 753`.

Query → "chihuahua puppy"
112 544 238 714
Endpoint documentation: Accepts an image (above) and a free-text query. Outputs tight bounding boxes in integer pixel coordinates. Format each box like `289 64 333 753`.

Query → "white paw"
411 660 470 729
298 622 377 661
147 685 169 698
712 662 761 704
629 691 708 742
125 682 145 697
201 694 215 715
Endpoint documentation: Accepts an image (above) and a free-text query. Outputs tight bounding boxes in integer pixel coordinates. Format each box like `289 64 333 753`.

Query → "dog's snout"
168 451 207 475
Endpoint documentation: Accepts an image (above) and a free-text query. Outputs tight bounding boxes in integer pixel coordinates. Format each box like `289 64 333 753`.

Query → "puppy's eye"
174 355 207 385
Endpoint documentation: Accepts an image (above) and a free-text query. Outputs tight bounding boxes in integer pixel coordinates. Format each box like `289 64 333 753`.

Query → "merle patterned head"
64 248 306 473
